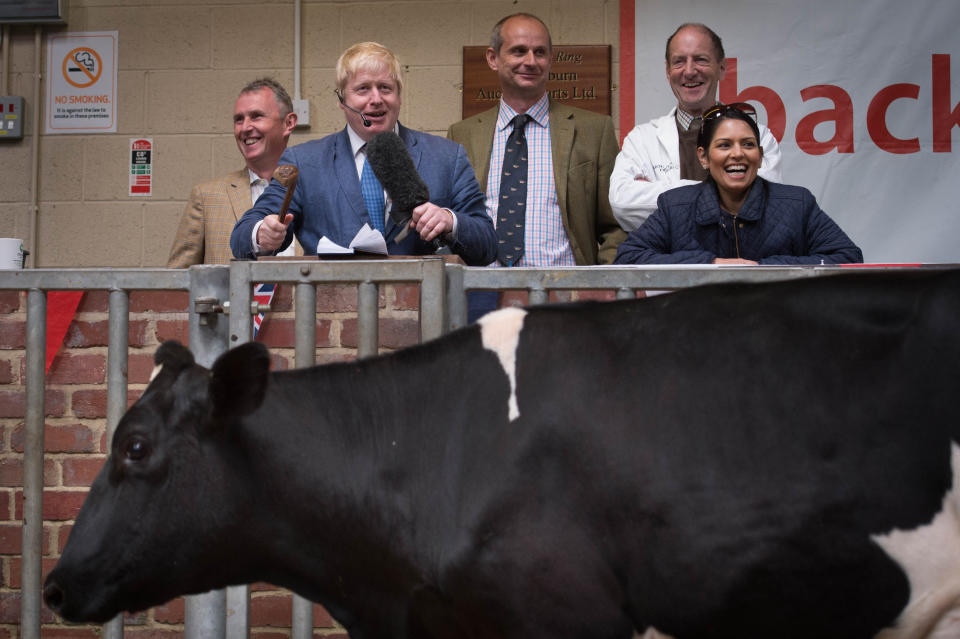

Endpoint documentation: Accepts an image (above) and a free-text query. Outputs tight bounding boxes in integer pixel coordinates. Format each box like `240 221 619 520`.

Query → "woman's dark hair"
697 106 762 150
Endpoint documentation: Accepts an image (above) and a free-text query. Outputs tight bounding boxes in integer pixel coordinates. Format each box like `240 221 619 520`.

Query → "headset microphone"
334 90 371 127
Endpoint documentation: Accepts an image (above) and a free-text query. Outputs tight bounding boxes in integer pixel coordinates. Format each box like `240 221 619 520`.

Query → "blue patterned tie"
497 114 530 266
360 153 385 234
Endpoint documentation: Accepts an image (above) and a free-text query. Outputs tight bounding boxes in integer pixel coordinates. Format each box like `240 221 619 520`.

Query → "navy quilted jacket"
614 178 863 265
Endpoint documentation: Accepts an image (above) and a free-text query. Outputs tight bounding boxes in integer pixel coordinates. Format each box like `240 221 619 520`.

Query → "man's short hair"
336 42 404 94
239 77 294 117
489 13 553 54
664 23 725 62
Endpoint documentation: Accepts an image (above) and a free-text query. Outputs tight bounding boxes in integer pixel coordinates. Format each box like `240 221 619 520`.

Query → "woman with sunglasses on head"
614 103 863 265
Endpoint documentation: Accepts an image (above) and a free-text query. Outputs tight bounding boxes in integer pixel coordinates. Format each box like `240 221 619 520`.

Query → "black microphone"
334 89 371 127
365 131 432 244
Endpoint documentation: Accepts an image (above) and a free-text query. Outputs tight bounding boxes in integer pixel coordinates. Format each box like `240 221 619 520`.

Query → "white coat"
609 107 783 231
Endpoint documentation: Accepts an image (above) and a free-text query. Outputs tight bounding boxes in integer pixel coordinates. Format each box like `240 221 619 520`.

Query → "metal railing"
0 260 928 639
443 263 860 329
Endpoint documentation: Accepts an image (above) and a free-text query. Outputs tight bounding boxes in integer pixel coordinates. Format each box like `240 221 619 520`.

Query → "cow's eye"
125 438 150 461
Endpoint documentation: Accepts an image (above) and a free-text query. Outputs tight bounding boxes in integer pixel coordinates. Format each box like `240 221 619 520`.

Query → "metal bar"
238 259 440 284
419 259 445 341
225 586 250 639
186 590 226 639
291 593 313 639
528 287 549 306
357 280 379 359
20 290 46 639
458 264 857 292
0 269 191 291
229 262 254 347
105 289 130 444
188 265 231 367
295 280 317 366
0 264 947 296
226 261 254 639
444 261 467 333
101 289 131 639
291 279 316 639
185 266 231 639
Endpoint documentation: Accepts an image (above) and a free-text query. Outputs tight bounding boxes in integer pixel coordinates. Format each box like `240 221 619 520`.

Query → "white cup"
0 238 27 269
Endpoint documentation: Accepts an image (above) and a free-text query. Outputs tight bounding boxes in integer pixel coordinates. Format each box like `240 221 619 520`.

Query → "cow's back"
485 269 960 638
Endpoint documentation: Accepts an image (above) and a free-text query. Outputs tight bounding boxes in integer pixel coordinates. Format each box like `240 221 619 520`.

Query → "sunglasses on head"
702 102 758 121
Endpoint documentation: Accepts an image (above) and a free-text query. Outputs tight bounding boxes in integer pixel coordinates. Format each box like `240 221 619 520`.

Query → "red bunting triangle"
45 291 84 374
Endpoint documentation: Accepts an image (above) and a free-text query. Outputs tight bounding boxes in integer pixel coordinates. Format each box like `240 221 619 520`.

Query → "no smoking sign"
45 31 118 134
62 47 103 88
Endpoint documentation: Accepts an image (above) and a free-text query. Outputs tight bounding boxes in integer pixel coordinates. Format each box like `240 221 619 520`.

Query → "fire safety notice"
45 32 118 134
130 138 153 197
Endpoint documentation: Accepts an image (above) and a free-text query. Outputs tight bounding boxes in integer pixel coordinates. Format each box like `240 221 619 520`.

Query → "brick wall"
0 282 426 638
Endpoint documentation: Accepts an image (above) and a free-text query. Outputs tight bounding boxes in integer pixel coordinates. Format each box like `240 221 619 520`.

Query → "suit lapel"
550 102 574 215
335 128 366 222
469 111 497 191
226 168 253 221
657 108 680 158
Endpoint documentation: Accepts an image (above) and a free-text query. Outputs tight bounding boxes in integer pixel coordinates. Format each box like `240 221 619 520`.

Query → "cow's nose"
43 578 65 612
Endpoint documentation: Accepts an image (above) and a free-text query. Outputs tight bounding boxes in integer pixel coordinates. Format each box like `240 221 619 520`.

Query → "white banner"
626 0 959 263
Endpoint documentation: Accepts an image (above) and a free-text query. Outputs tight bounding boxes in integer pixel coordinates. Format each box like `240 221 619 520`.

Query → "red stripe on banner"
130 185 150 193
619 0 635 143
46 291 84 373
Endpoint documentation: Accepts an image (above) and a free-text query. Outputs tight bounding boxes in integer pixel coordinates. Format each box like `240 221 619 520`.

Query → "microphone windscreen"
365 132 430 225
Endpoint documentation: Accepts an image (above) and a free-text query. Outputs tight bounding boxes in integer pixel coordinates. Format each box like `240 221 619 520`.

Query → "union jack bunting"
252 282 277 339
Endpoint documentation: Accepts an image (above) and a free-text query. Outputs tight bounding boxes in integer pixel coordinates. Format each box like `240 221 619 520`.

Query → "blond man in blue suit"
232 43 497 266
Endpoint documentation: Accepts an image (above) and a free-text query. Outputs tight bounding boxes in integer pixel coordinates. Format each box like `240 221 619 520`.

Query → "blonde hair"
336 42 403 93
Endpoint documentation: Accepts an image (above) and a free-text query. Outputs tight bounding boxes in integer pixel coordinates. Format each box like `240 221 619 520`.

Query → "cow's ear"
209 342 271 418
154 340 195 373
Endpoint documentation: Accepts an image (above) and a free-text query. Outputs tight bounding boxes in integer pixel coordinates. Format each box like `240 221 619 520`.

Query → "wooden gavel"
271 164 299 222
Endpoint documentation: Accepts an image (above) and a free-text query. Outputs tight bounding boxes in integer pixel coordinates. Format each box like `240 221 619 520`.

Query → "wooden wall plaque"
461 45 611 119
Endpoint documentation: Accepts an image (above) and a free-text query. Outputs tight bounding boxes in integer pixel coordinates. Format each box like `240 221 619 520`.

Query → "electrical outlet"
293 98 310 128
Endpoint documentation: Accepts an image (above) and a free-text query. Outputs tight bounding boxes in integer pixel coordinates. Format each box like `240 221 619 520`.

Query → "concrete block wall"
0 0 621 268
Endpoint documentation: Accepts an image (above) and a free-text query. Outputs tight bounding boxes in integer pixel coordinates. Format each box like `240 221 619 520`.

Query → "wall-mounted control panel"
0 97 24 140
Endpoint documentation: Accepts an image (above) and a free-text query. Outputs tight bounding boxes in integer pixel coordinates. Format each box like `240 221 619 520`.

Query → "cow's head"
43 340 271 622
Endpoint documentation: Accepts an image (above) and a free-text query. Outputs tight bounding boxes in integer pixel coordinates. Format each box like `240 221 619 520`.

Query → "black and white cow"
44 269 960 639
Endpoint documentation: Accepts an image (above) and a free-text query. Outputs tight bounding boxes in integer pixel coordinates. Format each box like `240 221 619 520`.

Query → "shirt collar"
246 168 266 186
347 122 401 158
675 106 702 132
497 93 550 132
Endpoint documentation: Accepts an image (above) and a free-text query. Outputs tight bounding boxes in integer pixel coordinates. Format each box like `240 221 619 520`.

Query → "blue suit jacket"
230 125 497 266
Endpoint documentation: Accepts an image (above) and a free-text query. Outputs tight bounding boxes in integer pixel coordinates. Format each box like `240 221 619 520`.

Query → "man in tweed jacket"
448 13 625 268
167 78 297 267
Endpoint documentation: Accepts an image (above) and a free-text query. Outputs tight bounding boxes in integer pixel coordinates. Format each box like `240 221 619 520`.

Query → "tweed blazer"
167 168 251 267
448 100 626 265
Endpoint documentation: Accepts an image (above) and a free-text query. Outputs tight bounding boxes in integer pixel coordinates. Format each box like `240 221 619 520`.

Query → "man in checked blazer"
447 13 626 268
167 78 298 267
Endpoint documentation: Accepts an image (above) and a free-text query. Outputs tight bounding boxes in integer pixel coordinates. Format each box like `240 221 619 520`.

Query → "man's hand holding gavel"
256 212 293 252
256 165 299 252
